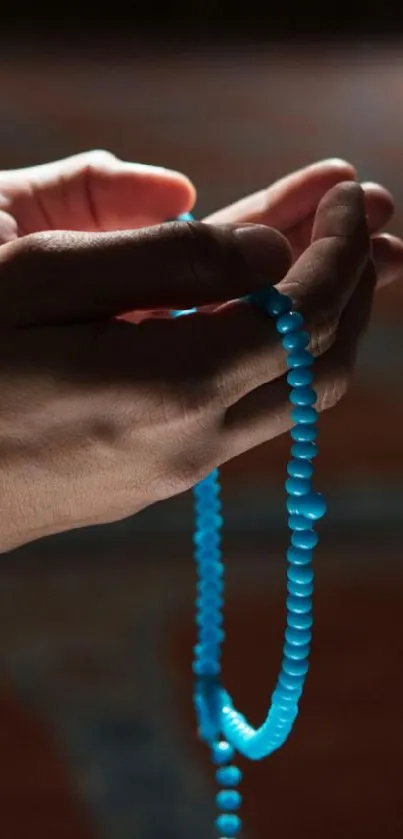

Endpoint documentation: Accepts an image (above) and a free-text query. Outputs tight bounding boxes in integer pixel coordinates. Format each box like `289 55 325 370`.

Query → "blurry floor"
0 38 403 839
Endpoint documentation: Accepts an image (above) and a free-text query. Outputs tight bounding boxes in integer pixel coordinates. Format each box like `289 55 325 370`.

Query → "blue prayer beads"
173 212 326 838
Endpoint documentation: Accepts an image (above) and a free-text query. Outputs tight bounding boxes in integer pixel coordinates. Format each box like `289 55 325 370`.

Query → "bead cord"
172 212 327 837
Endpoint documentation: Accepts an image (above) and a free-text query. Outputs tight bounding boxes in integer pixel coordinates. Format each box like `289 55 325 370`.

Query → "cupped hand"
0 182 381 552
0 149 196 244
206 158 403 289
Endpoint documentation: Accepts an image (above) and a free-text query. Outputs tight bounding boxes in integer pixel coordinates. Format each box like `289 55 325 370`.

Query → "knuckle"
167 218 229 282
172 375 219 423
317 359 352 411
307 312 337 357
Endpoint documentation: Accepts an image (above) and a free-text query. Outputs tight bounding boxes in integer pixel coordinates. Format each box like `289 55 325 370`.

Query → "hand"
133 159 403 325
206 158 403 288
0 149 196 244
0 182 379 552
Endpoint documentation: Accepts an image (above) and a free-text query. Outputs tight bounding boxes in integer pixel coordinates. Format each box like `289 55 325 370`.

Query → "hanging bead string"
172 213 326 838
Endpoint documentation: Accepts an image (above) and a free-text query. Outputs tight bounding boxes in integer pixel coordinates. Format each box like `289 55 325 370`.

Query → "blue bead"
276 311 304 333
286 595 312 614
297 491 327 521
215 814 241 836
171 307 197 317
291 529 319 549
273 681 300 700
278 671 305 691
288 515 311 531
282 331 310 351
272 689 297 709
272 700 296 719
283 642 311 660
196 611 223 627
195 547 221 563
265 289 292 316
212 741 235 765
202 564 224 580
287 579 314 597
198 563 224 579
291 406 318 424
286 495 299 514
192 659 220 676
194 643 222 661
200 626 225 643
216 790 242 811
193 530 221 547
283 657 309 677
196 596 224 611
287 566 314 584
216 766 243 787
290 386 317 406
196 481 220 497
197 513 223 528
287 546 313 565
287 459 313 479
285 626 312 645
197 593 222 608
290 424 317 442
291 441 318 460
286 349 313 368
198 579 223 594
287 610 313 629
285 477 311 496
194 639 222 655
287 368 313 387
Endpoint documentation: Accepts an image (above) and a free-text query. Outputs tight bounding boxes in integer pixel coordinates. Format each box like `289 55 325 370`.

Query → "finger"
222 261 376 458
361 182 394 231
0 150 196 233
122 229 403 326
204 158 356 229
372 233 403 288
278 182 369 350
0 221 292 326
287 182 395 262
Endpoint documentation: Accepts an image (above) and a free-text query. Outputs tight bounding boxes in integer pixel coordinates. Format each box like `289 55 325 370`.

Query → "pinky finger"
221 261 376 459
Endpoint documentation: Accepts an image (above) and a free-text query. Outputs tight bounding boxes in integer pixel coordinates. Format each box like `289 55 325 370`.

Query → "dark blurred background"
1 8 403 839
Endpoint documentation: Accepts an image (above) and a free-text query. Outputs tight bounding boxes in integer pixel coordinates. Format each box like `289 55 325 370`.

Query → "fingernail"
232 223 292 276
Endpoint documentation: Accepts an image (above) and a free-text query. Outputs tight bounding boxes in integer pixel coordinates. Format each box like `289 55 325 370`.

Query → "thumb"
0 221 291 327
